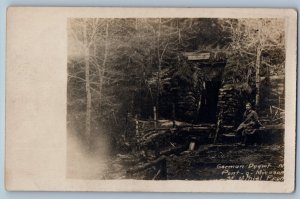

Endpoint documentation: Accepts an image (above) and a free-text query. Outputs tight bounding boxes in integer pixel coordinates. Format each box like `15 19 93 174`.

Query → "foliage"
220 18 285 85
67 18 285 150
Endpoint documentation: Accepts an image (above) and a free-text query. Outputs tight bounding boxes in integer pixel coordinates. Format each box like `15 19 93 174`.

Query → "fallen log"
143 127 172 133
140 132 172 146
142 129 171 139
127 155 167 174
181 126 215 132
141 124 216 134
160 145 188 156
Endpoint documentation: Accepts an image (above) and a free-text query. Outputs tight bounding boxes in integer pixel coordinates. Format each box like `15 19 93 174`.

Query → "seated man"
236 102 262 136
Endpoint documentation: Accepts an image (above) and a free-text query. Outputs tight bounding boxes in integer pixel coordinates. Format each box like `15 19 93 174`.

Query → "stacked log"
269 75 285 109
258 75 284 123
216 84 240 126
176 90 198 121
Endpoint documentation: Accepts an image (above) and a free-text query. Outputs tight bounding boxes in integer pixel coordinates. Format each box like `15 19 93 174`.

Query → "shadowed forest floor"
101 144 284 181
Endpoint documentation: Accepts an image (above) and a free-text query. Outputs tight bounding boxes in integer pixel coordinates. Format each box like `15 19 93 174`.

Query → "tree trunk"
156 18 161 115
83 21 91 142
255 47 262 108
98 20 109 113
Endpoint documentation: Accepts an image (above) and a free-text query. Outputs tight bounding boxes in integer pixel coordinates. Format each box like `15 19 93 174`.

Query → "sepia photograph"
67 17 286 181
5 7 296 192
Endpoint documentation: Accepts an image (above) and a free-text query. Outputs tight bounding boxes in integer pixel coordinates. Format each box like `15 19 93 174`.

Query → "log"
140 124 217 145
271 105 284 112
143 127 171 133
159 145 187 156
141 130 171 141
127 155 167 174
181 126 214 131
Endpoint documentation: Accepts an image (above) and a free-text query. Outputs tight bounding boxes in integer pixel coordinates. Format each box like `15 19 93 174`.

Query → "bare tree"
219 18 285 107
68 18 102 142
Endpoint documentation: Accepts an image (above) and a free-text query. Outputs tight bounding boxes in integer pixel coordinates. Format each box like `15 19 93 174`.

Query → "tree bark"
83 20 91 142
98 20 109 113
156 18 162 117
255 47 262 108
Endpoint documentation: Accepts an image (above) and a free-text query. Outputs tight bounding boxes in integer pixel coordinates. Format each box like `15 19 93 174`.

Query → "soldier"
236 102 262 136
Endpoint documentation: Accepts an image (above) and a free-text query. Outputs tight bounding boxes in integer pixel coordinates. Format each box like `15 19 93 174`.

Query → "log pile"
269 75 284 109
176 90 198 121
216 84 240 126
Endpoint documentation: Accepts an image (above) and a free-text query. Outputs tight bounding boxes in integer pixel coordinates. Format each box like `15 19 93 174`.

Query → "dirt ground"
102 144 284 181
166 144 284 181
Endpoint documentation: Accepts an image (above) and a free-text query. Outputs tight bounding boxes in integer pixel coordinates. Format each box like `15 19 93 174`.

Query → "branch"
239 49 256 57
68 74 100 86
159 42 169 62
86 18 100 48
262 60 275 68
70 28 84 49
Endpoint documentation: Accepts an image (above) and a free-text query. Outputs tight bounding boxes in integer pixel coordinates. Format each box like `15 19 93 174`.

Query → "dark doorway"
197 81 221 123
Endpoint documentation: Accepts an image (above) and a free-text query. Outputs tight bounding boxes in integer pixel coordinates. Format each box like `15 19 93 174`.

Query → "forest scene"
67 18 285 181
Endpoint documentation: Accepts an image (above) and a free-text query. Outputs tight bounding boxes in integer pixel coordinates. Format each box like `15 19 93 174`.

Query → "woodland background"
67 18 285 155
